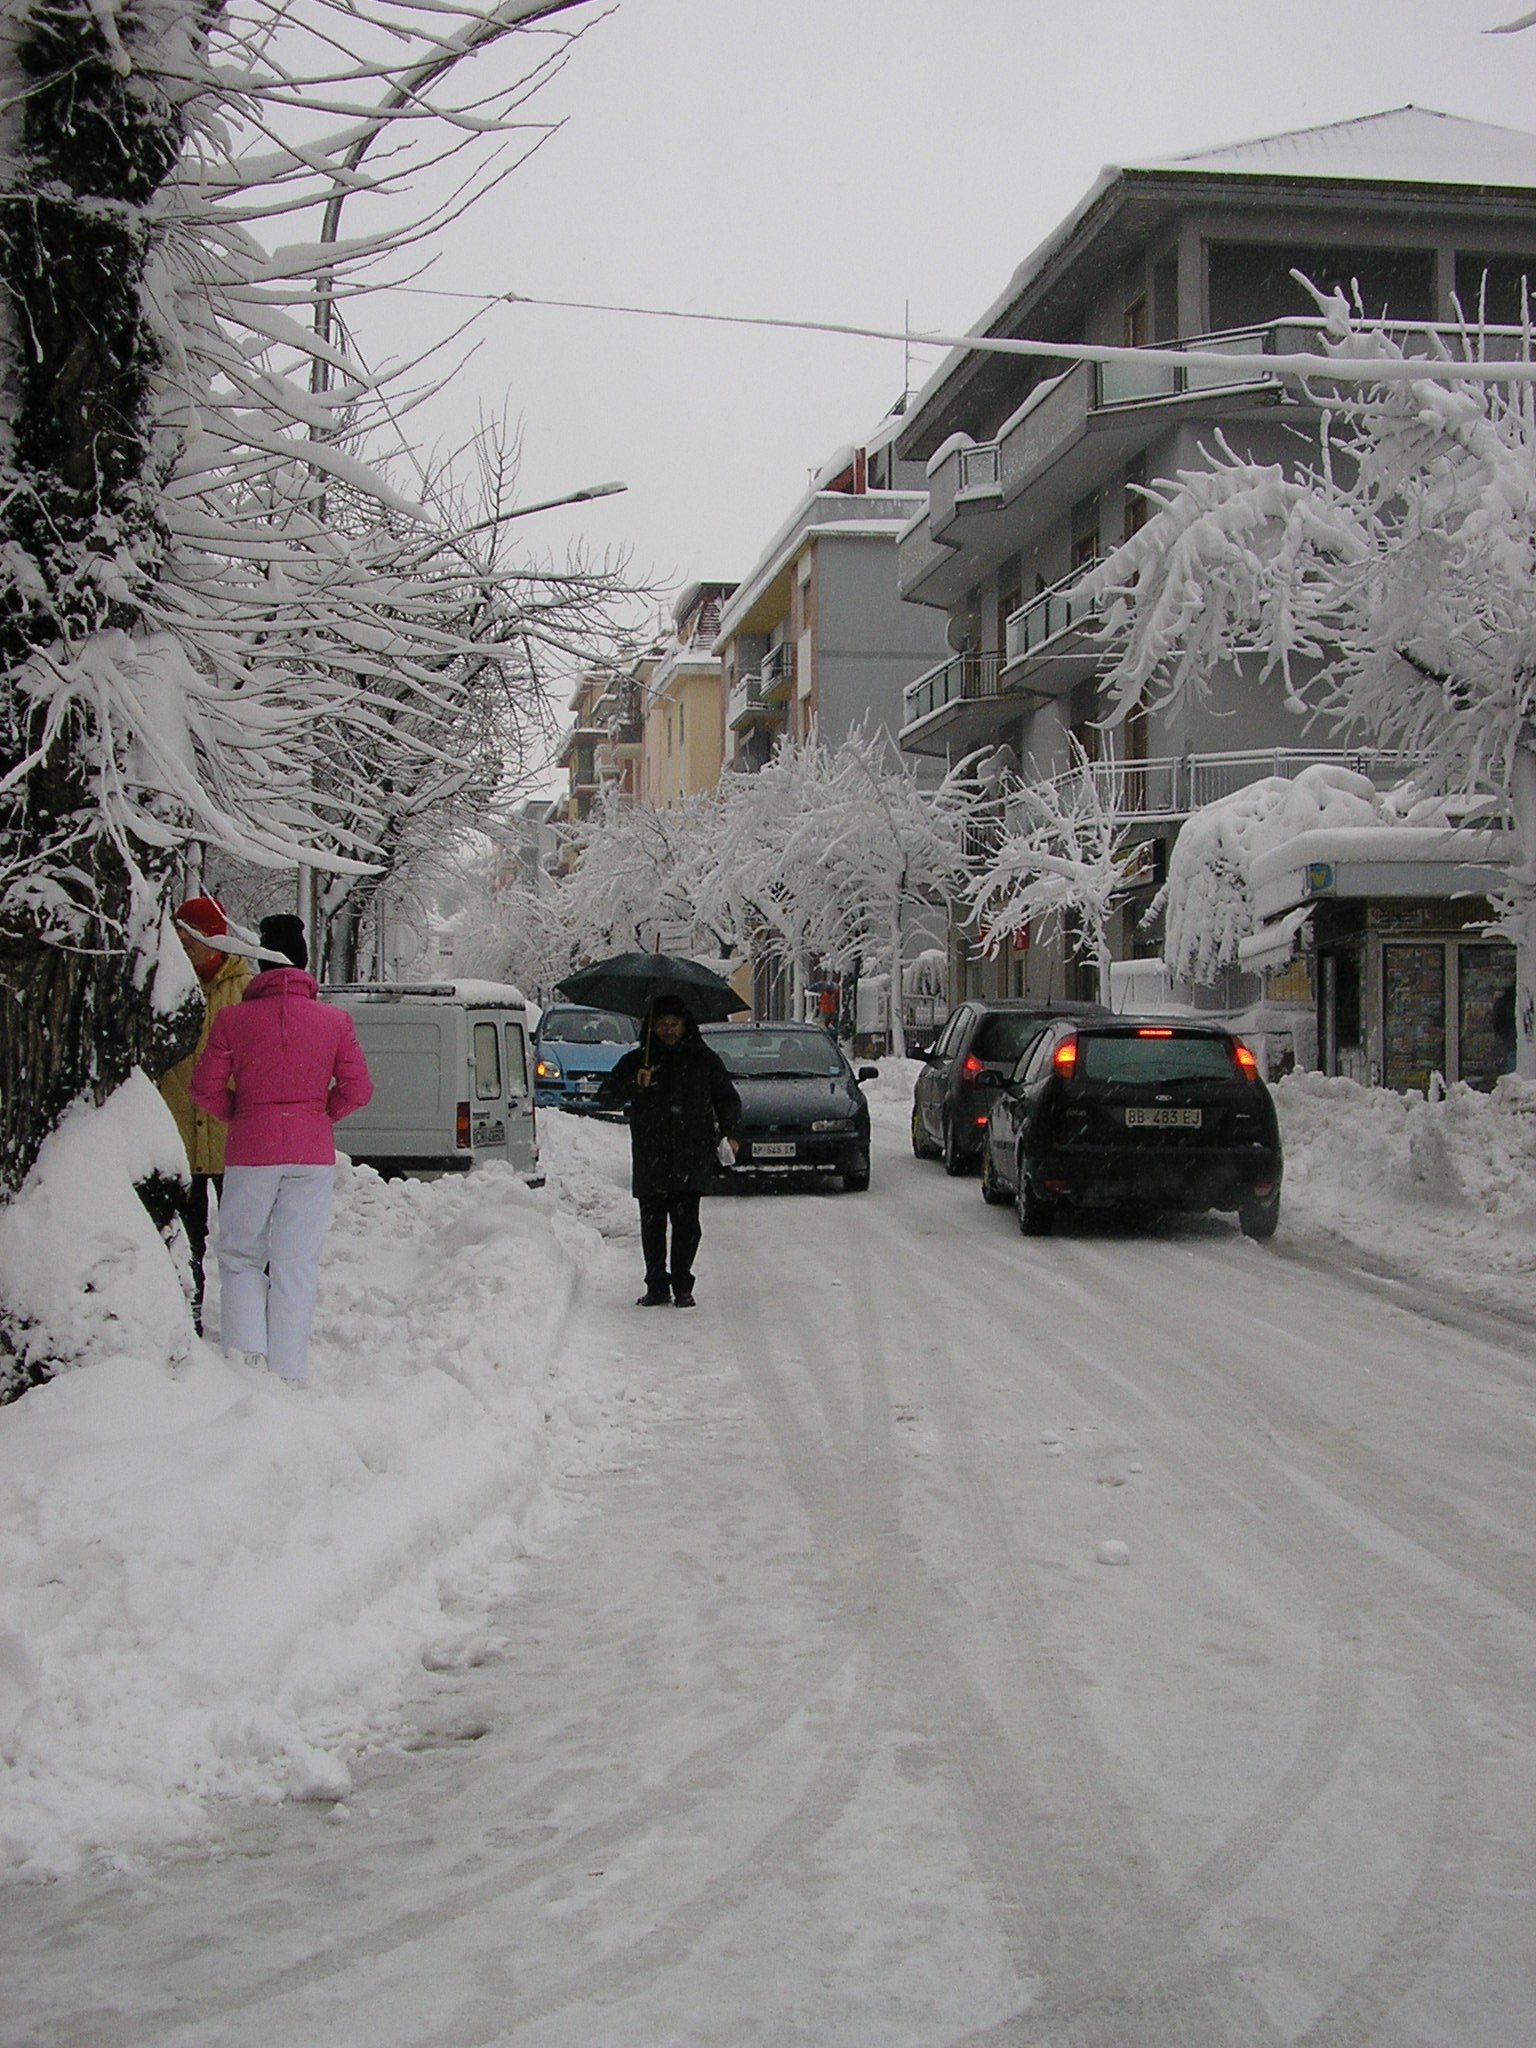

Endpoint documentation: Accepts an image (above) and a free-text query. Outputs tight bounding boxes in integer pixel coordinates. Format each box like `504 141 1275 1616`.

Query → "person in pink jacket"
189 915 372 1385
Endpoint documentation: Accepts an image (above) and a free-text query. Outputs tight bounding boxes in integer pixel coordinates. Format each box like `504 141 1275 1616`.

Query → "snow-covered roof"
713 492 926 647
900 106 1536 455
1251 824 1511 921
1136 107 1536 190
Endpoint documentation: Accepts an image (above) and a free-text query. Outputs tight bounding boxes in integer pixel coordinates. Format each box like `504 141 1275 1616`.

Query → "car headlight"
536 1057 561 1080
811 1118 857 1133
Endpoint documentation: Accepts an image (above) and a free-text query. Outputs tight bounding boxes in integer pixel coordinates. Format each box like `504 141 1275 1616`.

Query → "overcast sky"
364 0 1536 624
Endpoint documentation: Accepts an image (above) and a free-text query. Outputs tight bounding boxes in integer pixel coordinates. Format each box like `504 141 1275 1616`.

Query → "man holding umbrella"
571 957 743 1308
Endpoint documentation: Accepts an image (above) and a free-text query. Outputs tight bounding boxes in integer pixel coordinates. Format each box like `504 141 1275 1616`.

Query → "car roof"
963 998 1108 1016
1061 1014 1234 1036
702 1021 824 1034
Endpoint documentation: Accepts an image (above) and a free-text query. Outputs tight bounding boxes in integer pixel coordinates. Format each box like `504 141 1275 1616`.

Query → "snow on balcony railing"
1042 746 1421 820
903 651 1004 728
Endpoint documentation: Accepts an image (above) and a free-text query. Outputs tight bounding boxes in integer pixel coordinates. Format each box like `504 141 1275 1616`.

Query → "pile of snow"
1274 1069 1536 1314
0 1088 626 1884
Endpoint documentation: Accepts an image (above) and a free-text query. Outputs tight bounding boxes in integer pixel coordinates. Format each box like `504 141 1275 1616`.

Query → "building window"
1123 295 1148 349
1453 253 1536 324
1208 242 1435 330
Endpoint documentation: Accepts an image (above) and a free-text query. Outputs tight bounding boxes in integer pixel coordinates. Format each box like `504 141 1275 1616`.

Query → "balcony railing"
1005 566 1101 667
903 651 1003 728
1043 746 1421 822
760 641 797 702
957 442 1002 495
728 670 786 731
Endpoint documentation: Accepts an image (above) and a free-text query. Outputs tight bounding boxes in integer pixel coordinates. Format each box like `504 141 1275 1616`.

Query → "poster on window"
1382 943 1445 1093
1457 943 1517 1091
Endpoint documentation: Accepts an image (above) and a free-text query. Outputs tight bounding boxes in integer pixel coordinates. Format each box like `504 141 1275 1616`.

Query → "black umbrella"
556 951 746 1024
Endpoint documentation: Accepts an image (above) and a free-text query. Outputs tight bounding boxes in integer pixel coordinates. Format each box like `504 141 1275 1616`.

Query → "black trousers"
182 1172 221 1321
638 1191 703 1294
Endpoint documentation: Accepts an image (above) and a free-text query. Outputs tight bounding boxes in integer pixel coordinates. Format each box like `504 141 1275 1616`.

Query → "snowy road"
5 1107 1536 2047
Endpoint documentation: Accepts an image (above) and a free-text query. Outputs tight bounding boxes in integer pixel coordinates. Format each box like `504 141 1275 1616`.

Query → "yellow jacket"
160 950 252 1175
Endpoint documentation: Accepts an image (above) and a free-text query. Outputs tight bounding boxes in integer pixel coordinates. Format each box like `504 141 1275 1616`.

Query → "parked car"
534 1004 639 1112
700 1023 878 1191
979 1017 1282 1237
912 998 1108 1175
327 981 538 1179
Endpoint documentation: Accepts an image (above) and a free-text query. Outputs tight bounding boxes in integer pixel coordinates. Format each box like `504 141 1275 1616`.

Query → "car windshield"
541 1009 636 1046
974 1014 1059 1063
1079 1034 1237 1082
703 1029 845 1079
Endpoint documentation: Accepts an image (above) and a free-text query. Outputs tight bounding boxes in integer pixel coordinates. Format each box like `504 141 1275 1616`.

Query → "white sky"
360 0 1536 622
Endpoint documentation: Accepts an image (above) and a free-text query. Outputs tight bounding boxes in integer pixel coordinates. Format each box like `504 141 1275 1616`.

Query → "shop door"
1382 944 1445 1092
1456 942 1517 1090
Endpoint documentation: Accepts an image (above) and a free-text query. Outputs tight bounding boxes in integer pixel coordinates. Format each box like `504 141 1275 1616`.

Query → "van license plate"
752 1142 796 1160
1125 1107 1201 1128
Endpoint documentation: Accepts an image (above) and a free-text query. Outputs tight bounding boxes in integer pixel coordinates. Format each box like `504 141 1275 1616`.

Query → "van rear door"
503 1016 538 1172
338 1012 459 1171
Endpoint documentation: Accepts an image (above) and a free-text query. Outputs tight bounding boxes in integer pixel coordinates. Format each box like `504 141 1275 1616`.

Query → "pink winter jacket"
189 968 373 1167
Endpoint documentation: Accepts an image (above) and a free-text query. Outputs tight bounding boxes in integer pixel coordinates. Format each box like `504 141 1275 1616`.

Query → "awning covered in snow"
1238 906 1313 974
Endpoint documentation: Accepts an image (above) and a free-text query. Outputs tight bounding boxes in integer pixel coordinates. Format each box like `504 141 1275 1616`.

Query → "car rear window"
973 1014 1055 1063
1079 1034 1237 1082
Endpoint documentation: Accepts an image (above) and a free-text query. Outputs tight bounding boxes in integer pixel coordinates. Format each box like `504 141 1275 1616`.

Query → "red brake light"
1233 1042 1259 1079
456 1100 472 1148
960 1053 986 1080
1053 1034 1079 1076
1136 1027 1174 1037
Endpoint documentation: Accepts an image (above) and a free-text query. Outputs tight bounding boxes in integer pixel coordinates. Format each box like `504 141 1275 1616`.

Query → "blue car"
534 1004 638 1112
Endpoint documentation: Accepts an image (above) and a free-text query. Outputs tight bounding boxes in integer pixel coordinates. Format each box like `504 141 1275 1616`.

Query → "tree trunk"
1508 737 1536 1079
0 3 202 1202
888 900 907 1059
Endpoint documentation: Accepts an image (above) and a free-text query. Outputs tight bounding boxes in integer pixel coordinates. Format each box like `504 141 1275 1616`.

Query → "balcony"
1048 746 1421 835
1003 567 1104 695
728 670 786 732
760 642 797 704
900 652 1005 755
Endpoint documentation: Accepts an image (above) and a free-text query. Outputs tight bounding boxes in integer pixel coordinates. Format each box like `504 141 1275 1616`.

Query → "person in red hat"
158 895 251 1331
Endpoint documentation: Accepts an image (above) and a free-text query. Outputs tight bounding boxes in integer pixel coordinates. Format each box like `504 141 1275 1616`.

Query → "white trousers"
216 1164 335 1383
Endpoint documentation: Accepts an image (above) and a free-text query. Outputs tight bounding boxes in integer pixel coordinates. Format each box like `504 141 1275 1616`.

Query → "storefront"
1249 826 1516 1093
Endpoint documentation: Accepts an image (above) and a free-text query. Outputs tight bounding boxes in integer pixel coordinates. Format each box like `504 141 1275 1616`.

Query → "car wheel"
1016 1159 1055 1236
911 1106 937 1160
979 1146 1010 1206
942 1116 970 1177
1238 1191 1280 1240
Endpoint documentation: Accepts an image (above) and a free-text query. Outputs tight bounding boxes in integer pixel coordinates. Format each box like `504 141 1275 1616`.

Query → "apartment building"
641 581 736 808
893 106 1536 1085
716 421 948 773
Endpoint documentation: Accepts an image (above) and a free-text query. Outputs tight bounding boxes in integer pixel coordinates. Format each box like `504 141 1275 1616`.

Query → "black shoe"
673 1290 696 1309
636 1288 671 1307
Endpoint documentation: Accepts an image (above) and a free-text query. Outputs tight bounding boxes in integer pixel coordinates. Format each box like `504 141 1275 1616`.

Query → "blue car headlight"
811 1118 857 1133
536 1056 562 1081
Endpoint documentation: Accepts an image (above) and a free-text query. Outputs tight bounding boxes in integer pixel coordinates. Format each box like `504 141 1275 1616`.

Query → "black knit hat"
258 913 309 970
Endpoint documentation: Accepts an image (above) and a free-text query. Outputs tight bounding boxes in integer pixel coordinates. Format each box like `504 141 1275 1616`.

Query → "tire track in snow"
724 1191 1283 2047
925 1202 1523 2040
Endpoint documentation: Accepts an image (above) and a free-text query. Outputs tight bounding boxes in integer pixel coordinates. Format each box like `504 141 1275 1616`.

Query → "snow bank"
1274 1068 1536 1313
0 1101 622 1884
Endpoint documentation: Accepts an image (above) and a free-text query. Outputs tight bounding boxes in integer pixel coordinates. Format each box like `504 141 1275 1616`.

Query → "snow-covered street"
3 1074 1536 2046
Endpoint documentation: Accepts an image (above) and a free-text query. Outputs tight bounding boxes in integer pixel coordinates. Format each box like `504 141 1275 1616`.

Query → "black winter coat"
600 1030 741 1197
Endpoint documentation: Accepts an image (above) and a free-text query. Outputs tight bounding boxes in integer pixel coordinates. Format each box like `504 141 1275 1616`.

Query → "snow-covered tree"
704 731 977 1050
0 0 613 1212
552 785 732 966
1082 292 1536 1070
968 740 1131 1002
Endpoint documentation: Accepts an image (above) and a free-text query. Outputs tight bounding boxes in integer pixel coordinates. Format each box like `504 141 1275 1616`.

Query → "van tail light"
960 1053 986 1083
1232 1042 1260 1080
456 1100 472 1149
1053 1034 1079 1076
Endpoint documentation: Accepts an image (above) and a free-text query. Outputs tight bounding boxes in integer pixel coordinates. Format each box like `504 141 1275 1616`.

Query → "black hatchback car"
701 1023 878 1191
980 1017 1283 1237
912 998 1108 1175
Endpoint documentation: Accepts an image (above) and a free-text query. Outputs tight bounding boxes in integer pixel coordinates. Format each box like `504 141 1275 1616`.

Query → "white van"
325 981 539 1180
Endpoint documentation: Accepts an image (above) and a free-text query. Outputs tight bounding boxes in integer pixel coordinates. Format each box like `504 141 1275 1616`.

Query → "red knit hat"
174 895 228 939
